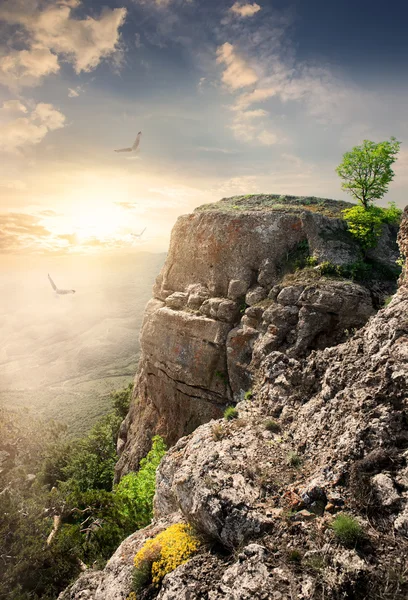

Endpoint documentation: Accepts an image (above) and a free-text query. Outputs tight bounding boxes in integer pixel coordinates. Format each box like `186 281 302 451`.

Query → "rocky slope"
115 195 399 480
60 200 407 600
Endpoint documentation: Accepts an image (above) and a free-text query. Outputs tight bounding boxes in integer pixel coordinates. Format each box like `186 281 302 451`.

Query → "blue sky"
0 0 407 254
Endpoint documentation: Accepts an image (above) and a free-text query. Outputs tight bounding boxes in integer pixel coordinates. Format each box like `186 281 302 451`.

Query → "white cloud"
68 85 84 97
198 146 237 154
0 45 60 89
0 101 65 153
257 130 278 145
2 99 27 113
216 42 258 90
230 3 261 18
0 1 127 88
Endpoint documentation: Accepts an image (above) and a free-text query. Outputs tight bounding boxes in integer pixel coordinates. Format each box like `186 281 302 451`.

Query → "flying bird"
114 131 142 153
48 274 76 295
131 227 146 239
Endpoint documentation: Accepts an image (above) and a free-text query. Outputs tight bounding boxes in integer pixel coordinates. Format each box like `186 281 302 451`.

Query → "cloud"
0 45 60 89
115 201 140 211
0 1 127 88
230 2 261 18
257 129 278 145
0 211 53 253
1 99 28 113
198 146 237 154
68 84 84 97
0 101 65 153
216 42 258 90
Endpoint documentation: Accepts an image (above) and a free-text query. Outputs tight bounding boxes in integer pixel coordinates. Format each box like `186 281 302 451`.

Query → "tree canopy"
336 137 401 209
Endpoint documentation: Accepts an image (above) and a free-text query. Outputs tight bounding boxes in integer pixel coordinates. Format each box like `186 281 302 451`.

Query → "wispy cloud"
0 0 127 89
198 146 237 154
0 100 65 153
216 42 258 90
230 3 261 18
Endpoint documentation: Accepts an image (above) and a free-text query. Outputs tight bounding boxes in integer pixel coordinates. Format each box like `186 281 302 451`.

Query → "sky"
0 0 408 255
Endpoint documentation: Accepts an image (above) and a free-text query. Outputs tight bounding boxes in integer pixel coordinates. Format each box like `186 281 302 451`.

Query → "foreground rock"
115 196 399 479
63 204 407 600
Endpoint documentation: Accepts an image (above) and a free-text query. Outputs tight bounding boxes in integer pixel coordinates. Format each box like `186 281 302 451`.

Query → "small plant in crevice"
211 422 225 441
215 370 228 385
244 389 254 400
383 295 393 307
287 451 302 468
264 419 281 433
239 300 249 314
224 406 238 421
330 513 364 547
287 548 302 564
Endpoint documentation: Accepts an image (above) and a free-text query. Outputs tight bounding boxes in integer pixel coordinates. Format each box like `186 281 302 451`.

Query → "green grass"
330 513 364 546
195 194 354 217
287 451 302 468
224 406 238 421
264 419 281 433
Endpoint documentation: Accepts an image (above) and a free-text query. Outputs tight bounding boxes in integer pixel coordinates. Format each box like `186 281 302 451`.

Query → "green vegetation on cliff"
195 194 354 217
0 385 166 600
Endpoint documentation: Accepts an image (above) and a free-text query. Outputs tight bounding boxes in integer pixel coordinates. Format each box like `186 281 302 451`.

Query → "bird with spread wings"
114 131 142 153
48 274 76 295
131 227 146 240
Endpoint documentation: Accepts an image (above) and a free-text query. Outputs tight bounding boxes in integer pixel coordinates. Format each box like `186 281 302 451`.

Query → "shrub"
264 419 281 433
224 406 238 421
211 423 225 441
133 524 200 590
330 513 364 546
287 451 302 468
343 203 402 250
115 435 166 528
287 549 302 563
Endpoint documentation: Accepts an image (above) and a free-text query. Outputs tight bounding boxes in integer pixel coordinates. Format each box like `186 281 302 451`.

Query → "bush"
287 451 302 468
342 203 402 250
264 419 281 433
115 435 166 528
224 406 238 421
133 524 200 590
211 423 225 441
330 513 364 546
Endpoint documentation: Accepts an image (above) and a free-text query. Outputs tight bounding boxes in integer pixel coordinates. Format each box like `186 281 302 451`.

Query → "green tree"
336 137 401 209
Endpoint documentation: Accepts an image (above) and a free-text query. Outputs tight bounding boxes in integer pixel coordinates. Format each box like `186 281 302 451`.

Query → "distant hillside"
0 252 165 435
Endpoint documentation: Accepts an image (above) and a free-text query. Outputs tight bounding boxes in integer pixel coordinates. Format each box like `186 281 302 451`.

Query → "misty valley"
0 252 165 435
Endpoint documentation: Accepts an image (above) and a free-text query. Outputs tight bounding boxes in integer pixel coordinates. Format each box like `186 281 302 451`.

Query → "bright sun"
63 201 128 241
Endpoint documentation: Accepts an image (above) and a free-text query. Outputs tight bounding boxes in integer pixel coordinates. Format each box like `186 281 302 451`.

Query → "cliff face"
61 201 407 600
115 196 399 480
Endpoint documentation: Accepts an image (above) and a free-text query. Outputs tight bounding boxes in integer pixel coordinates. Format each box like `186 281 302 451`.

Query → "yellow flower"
133 523 200 587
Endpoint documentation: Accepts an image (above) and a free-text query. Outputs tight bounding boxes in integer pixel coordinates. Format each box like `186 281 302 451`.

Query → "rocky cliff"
115 195 399 480
60 198 407 600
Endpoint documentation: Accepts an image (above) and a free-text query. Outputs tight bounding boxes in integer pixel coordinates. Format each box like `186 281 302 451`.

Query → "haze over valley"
0 252 164 434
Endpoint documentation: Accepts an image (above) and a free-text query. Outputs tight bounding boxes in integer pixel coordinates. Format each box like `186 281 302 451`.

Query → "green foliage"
287 451 302 468
224 406 238 421
342 203 401 250
336 137 401 208
111 383 133 419
244 389 254 400
264 419 281 433
287 549 302 563
215 370 228 385
330 513 364 547
0 385 166 600
115 435 167 528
